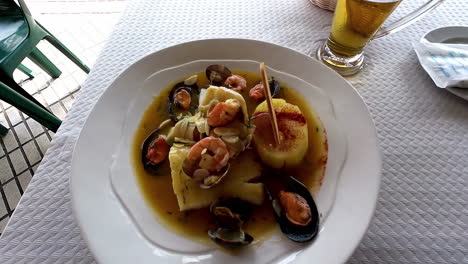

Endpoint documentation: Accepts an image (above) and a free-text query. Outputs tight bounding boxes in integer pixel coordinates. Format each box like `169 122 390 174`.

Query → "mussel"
167 75 200 122
141 120 173 174
249 78 281 102
266 175 320 243
208 228 253 249
206 64 232 85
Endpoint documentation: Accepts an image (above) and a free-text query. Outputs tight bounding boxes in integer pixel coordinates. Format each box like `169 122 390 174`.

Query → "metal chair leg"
28 47 62 78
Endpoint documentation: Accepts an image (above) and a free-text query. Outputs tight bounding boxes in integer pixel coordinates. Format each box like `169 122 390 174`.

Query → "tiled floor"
0 0 127 233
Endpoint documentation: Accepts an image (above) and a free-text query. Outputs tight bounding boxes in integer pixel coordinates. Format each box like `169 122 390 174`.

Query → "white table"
0 0 467 263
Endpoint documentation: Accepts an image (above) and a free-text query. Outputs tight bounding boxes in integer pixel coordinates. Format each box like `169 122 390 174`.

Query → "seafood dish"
132 64 328 248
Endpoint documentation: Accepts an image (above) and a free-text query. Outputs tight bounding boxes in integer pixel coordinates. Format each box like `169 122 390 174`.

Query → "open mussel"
168 75 200 122
206 64 232 85
266 175 320 243
141 120 173 174
249 78 281 102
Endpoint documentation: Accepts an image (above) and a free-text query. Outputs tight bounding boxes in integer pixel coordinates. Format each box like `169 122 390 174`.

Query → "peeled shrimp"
186 137 229 173
207 99 241 127
224 75 247 93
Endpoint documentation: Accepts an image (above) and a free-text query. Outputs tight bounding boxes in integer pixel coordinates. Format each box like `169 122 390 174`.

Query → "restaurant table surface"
0 0 467 263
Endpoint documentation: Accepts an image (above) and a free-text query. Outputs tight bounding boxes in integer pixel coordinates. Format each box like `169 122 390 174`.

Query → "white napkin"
414 40 468 88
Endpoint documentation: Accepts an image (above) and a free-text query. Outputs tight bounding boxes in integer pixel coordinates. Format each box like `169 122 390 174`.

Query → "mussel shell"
167 81 199 122
266 176 320 243
208 228 253 249
206 64 232 85
141 129 164 174
269 78 280 97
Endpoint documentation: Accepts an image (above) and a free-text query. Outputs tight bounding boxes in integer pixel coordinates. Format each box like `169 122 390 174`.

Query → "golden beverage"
328 0 401 57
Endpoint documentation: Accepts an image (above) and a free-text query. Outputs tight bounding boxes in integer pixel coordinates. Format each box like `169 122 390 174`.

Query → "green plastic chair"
0 0 89 134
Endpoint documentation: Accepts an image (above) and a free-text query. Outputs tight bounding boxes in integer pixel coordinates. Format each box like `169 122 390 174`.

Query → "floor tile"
0 114 10 129
50 79 70 100
62 96 75 111
50 103 67 120
2 130 18 153
21 80 39 95
13 123 32 145
22 141 42 165
33 93 48 108
32 163 39 174
35 134 51 155
0 157 13 183
26 118 46 137
0 217 9 234
5 108 22 127
4 180 22 209
17 171 32 194
9 149 28 174
0 204 7 221
41 87 59 105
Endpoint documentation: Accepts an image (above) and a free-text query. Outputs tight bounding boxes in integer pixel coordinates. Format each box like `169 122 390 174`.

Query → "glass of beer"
317 0 445 76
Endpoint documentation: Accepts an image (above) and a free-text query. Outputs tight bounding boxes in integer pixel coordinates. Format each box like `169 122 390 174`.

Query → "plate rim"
70 38 382 264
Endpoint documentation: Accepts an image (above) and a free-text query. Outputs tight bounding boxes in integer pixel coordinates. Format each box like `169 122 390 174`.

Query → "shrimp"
279 191 312 226
146 136 170 165
174 89 191 110
207 99 241 127
224 75 247 93
249 83 265 102
186 137 229 173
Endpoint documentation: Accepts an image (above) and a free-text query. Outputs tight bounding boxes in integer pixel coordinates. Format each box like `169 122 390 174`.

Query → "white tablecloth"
0 0 467 263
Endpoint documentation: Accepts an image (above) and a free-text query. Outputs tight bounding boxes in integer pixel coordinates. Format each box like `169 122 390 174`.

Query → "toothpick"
260 62 281 146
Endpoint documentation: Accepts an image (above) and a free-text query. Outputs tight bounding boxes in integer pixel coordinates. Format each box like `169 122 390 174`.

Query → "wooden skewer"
260 62 281 147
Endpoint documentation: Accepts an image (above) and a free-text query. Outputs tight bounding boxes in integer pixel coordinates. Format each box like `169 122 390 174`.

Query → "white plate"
422 26 468 100
109 59 347 258
71 39 381 264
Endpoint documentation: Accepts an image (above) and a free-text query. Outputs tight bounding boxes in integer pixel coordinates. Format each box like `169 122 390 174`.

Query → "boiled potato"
252 99 308 168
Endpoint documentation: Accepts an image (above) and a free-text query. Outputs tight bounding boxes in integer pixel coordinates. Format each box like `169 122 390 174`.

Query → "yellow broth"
131 71 327 245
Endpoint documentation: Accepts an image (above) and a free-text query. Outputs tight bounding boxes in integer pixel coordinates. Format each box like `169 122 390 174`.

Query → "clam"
199 164 230 189
182 159 230 189
208 227 253 249
266 175 320 243
206 64 232 85
167 75 200 122
141 120 173 174
207 199 254 248
210 199 252 229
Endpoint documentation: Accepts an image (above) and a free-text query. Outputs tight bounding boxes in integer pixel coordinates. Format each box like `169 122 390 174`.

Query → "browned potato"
252 99 308 168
